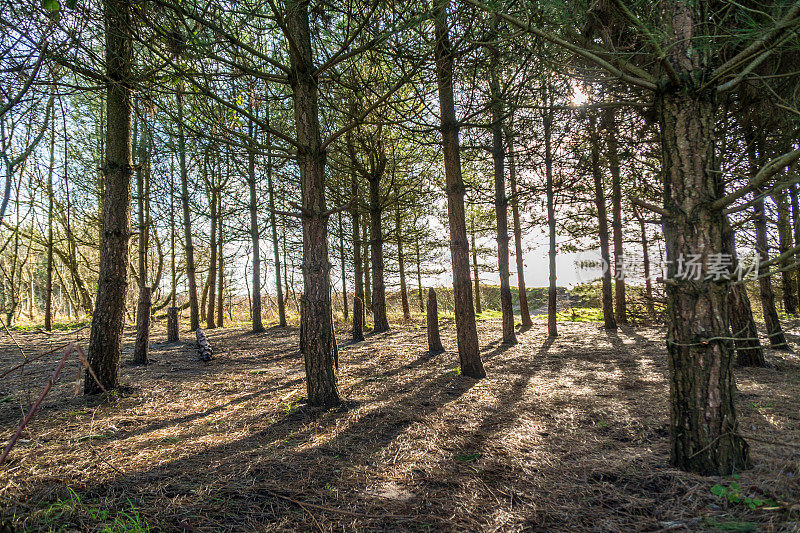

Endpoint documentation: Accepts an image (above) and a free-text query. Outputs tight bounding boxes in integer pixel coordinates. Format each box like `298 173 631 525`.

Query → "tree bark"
339 212 348 321
433 0 485 378
633 205 656 317
247 105 264 333
351 174 365 342
217 191 224 328
508 129 531 328
427 288 444 354
268 168 286 327
490 47 516 345
285 0 340 406
775 188 796 314
543 102 558 338
603 108 627 325
789 183 800 312
657 79 748 474
396 206 411 320
206 175 217 329
723 221 765 367
589 112 617 330
471 219 482 314
178 85 200 331
368 173 389 332
85 0 133 394
133 107 150 366
415 240 424 312
133 286 151 365
44 110 55 331
167 306 179 342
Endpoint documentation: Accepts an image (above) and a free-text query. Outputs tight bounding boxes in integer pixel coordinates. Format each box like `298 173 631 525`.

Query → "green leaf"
42 0 60 11
711 484 727 497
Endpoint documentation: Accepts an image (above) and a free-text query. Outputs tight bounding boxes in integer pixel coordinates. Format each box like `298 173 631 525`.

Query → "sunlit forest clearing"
2 0 800 531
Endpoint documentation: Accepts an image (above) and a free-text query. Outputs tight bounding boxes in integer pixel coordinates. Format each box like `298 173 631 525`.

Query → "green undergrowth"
22 488 152 532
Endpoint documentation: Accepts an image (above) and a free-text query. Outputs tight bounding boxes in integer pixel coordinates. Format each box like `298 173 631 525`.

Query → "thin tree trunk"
723 218 765 366
415 240 424 312
339 211 348 321
352 174 364 342
133 105 150 365
206 174 217 329
85 0 133 394
248 104 264 333
427 288 444 354
368 174 389 332
508 128 531 328
543 101 557 338
603 108 627 325
396 206 411 320
433 0 484 378
589 111 617 330
217 191 224 328
471 219 481 314
789 183 800 312
268 168 286 327
633 205 656 317
362 220 371 312
178 85 199 331
44 111 55 331
490 46 516 344
286 0 340 406
775 188 796 314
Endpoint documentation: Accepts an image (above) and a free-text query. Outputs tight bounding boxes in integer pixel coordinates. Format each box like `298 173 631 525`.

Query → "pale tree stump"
167 307 179 342
427 288 444 355
133 286 151 365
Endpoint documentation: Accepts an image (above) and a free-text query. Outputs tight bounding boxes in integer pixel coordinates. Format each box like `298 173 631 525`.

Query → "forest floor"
0 317 798 532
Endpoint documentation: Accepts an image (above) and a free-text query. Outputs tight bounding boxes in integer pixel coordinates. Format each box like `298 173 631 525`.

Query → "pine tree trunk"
133 286 151 365
44 112 55 331
724 222 765 367
268 171 286 328
753 189 788 348
657 83 749 475
133 108 150 366
775 189 796 314
178 86 200 331
339 212 348 321
85 0 133 395
247 108 264 333
206 181 217 329
362 221 371 312
490 48 516 345
789 183 800 312
167 306 179 342
352 174 365 342
396 207 411 320
368 174 389 332
471 220 482 314
286 0 340 406
603 108 627 325
634 206 656 317
433 0 484 379
543 104 558 338
508 129 531 328
427 288 444 354
415 240 424 312
589 112 617 330
217 193 224 328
